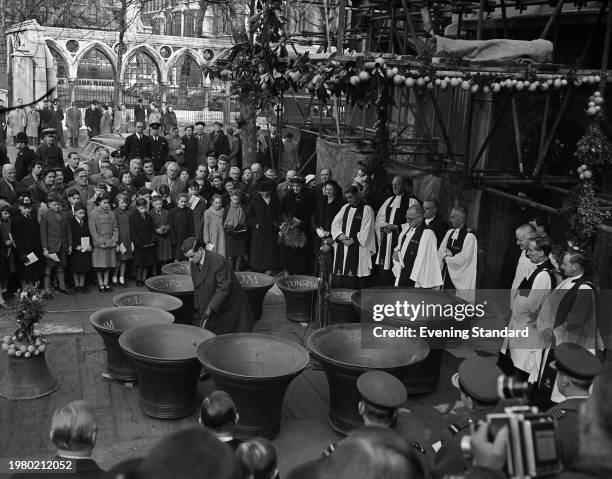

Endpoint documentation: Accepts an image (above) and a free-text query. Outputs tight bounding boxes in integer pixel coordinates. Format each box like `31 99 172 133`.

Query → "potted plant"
0 283 59 400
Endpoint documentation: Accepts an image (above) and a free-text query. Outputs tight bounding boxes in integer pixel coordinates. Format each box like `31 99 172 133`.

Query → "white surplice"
438 228 478 303
392 225 442 288
375 195 419 270
331 203 376 277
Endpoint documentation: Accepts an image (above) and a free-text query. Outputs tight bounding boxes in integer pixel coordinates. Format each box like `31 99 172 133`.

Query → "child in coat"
69 202 92 293
168 193 194 261
113 193 132 287
0 205 13 307
89 193 118 292
130 198 156 285
151 196 172 272
223 193 247 271
40 192 73 296
203 194 225 256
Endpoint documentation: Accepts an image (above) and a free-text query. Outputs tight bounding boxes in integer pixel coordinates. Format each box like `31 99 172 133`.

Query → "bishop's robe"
392 223 442 288
501 259 556 381
438 227 478 303
537 274 603 403
375 194 419 271
510 250 537 311
331 202 376 278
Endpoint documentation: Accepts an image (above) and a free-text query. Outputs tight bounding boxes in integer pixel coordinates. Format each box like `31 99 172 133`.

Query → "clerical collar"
425 218 432 225
568 273 583 281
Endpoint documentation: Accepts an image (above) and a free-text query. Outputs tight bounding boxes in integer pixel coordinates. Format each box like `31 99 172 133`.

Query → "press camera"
461 375 562 478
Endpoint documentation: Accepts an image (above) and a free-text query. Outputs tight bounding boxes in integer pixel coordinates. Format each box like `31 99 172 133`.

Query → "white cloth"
510 251 536 310
502 263 553 381
375 194 419 270
331 203 376 277
438 228 477 303
392 226 442 288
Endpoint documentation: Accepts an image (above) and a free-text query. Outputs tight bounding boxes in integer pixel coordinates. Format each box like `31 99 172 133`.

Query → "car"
79 133 127 162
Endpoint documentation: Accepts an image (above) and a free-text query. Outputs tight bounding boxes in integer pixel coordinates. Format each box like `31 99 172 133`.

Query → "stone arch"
73 41 117 78
44 38 71 74
165 48 205 73
121 44 167 84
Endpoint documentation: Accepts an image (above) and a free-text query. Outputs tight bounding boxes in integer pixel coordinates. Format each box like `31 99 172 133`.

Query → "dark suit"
84 107 101 138
63 165 79 185
150 175 186 203
426 216 449 247
190 250 254 335
149 134 169 172
14 147 38 181
36 143 64 169
123 133 151 160
0 178 25 204
181 135 198 173
134 104 147 126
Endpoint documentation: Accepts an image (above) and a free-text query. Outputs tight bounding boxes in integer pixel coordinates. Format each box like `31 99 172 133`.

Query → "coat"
36 143 65 169
100 111 113 135
203 206 225 256
123 133 151 160
88 206 118 268
65 107 82 138
26 109 40 137
12 212 44 281
190 250 254 334
84 107 102 136
7 109 26 135
69 216 92 273
114 208 133 261
14 147 38 181
245 194 280 271
279 188 314 274
134 105 147 125
151 208 172 262
150 175 186 203
168 206 194 259
149 134 169 172
130 211 156 267
211 131 230 157
181 135 199 172
161 110 177 134
114 110 131 133
189 195 207 241
40 210 72 254
194 133 212 165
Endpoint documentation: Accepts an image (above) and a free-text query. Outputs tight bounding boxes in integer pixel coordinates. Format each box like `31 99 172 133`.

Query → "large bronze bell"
90 306 175 381
234 272 276 322
276 275 320 322
327 288 360 325
197 333 310 439
145 275 195 325
112 292 183 323
119 324 215 419
308 323 428 434
351 287 463 394
161 261 191 276
0 353 59 400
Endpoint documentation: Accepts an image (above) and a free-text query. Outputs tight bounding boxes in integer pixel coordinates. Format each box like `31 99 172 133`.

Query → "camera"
461 375 562 478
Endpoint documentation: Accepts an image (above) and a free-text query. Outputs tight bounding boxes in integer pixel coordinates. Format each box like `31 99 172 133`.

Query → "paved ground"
0 281 506 476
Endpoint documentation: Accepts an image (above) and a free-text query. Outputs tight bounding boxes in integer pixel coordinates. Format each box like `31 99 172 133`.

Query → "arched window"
75 47 115 106
152 18 164 35
48 47 69 104
167 54 203 109
123 51 161 107
171 13 182 36
183 12 194 37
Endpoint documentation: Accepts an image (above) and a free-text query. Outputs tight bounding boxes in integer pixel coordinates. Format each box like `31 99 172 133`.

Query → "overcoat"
65 107 82 139
245 194 279 271
190 250 254 335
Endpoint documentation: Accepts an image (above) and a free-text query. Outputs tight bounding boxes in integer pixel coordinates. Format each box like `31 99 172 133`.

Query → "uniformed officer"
547 342 602 468
148 122 169 173
36 128 65 170
322 371 429 476
432 356 503 479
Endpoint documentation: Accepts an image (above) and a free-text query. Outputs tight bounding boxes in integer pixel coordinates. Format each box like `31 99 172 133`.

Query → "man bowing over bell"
392 204 442 288
183 237 254 335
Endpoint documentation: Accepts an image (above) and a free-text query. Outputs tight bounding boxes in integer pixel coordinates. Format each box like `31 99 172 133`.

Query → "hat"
42 128 56 136
111 150 123 158
289 176 306 185
17 197 32 206
357 371 407 409
195 121 206 127
453 357 502 404
150 122 162 129
550 343 603 380
53 98 60 103
91 100 98 105
14 132 28 144
305 174 316 184
214 121 223 126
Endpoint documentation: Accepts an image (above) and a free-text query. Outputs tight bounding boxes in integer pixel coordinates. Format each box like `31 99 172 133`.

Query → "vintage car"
79 133 127 162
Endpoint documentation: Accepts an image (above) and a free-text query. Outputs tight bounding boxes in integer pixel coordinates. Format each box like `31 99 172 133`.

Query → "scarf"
224 203 244 228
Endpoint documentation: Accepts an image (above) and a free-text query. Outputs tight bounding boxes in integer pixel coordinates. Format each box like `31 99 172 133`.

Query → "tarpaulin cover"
435 35 553 63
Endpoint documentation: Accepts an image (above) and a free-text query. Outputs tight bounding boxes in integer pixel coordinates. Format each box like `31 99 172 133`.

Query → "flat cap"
305 174 316 184
17 196 32 206
14 132 28 144
357 371 407 409
551 343 603 380
454 357 502 404
42 128 56 136
149 122 162 129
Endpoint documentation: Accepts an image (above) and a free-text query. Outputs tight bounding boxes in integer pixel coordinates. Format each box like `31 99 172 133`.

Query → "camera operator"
546 343 602 468
466 363 612 479
432 357 504 478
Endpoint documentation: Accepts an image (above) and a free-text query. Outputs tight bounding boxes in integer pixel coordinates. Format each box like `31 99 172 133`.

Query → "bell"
145 275 195 325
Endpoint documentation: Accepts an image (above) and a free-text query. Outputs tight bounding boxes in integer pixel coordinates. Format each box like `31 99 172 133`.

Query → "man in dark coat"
14 132 38 181
134 98 147 127
181 125 199 174
245 181 280 274
122 122 151 160
211 122 230 157
50 99 65 147
194 122 212 166
36 129 65 170
84 101 101 139
148 122 169 173
183 237 254 335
